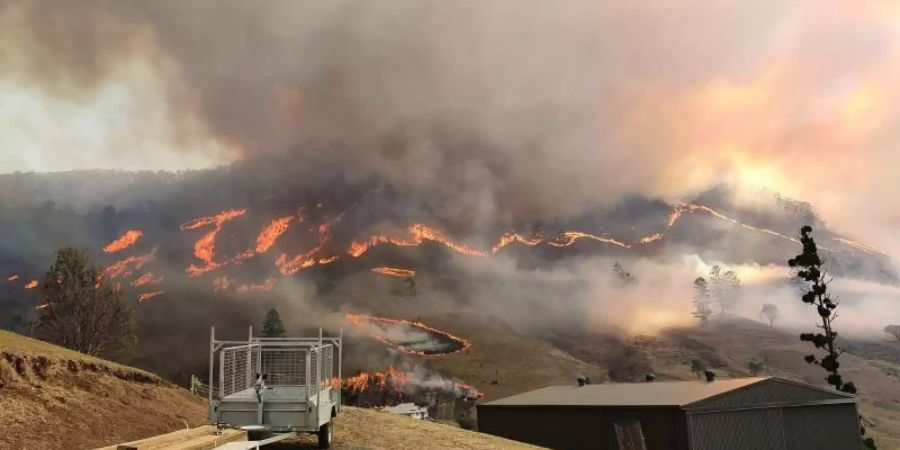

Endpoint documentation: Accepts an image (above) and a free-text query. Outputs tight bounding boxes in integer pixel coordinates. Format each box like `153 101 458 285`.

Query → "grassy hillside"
0 330 207 449
275 406 543 450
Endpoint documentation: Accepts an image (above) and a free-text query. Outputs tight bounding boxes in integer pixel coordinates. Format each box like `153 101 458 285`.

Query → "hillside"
418 314 900 449
273 406 543 450
0 330 544 450
0 330 207 449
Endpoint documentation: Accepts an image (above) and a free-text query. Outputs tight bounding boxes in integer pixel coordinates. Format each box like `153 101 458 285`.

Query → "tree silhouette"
789 226 876 450
709 265 741 315
33 247 135 357
760 303 780 327
692 277 713 325
262 308 286 337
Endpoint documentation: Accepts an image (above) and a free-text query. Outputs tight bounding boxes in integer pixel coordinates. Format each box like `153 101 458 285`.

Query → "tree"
692 277 713 325
613 262 636 286
33 247 135 357
760 303 780 327
690 359 707 379
262 308 286 337
884 325 900 344
788 226 876 450
747 359 765 376
709 265 741 315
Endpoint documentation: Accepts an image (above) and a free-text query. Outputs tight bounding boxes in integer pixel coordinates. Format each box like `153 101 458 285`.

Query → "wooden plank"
161 429 247 450
93 425 245 450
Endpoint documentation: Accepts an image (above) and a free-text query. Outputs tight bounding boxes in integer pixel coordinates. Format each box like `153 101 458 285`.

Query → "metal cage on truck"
208 326 342 448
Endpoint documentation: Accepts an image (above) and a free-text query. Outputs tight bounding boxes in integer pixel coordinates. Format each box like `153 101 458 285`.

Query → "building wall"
477 406 688 450
782 404 860 450
687 403 860 450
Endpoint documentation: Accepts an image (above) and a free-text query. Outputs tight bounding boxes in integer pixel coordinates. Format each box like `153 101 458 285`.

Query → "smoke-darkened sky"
2 0 899 248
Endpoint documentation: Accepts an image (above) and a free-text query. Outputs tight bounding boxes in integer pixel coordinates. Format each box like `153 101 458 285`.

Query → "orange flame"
137 291 164 302
181 209 247 276
339 366 482 400
102 230 144 253
213 275 276 293
103 248 157 279
345 313 471 356
254 216 294 254
24 280 38 289
132 272 164 287
371 267 416 278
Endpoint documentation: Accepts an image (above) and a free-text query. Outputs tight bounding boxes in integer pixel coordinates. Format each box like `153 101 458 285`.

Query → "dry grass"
0 330 206 450
270 406 544 450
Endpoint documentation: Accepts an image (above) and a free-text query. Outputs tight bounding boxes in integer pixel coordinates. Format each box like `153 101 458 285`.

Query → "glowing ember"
103 248 157 279
371 267 416 278
7 274 19 282
102 229 143 253
345 313 470 356
35 303 51 310
24 280 38 289
137 291 164 302
181 209 248 276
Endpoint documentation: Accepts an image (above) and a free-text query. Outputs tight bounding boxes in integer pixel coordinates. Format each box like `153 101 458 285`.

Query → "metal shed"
477 377 860 450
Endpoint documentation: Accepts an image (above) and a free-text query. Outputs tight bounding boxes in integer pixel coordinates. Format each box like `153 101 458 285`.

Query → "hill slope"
0 330 207 449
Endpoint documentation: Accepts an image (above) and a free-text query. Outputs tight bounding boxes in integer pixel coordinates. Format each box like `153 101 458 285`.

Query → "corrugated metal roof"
483 377 768 407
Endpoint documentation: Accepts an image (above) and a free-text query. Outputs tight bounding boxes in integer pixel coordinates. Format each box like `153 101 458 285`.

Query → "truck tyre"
317 421 333 449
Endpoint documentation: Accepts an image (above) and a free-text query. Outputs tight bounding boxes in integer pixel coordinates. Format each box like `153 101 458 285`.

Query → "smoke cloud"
2 0 900 246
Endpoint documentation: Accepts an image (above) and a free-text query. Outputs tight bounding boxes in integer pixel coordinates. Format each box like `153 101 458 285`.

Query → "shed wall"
477 406 687 450
782 404 860 450
688 408 786 450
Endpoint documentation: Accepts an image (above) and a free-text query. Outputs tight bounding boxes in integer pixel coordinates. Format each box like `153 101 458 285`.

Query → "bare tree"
692 277 713 325
613 262 636 286
33 247 136 357
760 303 780 327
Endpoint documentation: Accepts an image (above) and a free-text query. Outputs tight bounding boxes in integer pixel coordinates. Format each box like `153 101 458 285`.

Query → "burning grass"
102 229 143 253
346 314 471 356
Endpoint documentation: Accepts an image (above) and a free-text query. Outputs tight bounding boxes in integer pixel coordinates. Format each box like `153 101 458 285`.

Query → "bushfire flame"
132 272 164 287
137 291 164 302
103 248 157 279
102 229 144 253
7 275 19 282
345 313 471 356
371 267 416 278
181 209 247 276
24 280 38 289
338 366 483 400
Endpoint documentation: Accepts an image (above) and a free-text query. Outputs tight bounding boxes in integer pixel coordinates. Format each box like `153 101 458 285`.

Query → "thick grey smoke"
4 0 900 243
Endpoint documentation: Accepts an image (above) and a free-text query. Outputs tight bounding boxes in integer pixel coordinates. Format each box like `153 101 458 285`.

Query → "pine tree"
262 308 286 337
789 226 876 450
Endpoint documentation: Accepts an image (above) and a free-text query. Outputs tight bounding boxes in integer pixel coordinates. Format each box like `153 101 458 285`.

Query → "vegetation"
788 226 876 450
760 303 780 327
690 359 707 379
32 247 135 357
747 359 765 376
709 265 741 315
261 308 286 337
692 277 713 324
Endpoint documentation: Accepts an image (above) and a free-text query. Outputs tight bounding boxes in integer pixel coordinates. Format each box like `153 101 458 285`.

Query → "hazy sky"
1 0 899 248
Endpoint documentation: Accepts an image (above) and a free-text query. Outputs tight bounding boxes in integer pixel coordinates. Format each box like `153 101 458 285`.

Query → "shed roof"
482 377 855 409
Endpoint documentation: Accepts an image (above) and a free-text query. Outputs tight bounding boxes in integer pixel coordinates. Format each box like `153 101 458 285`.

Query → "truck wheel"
317 421 333 449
